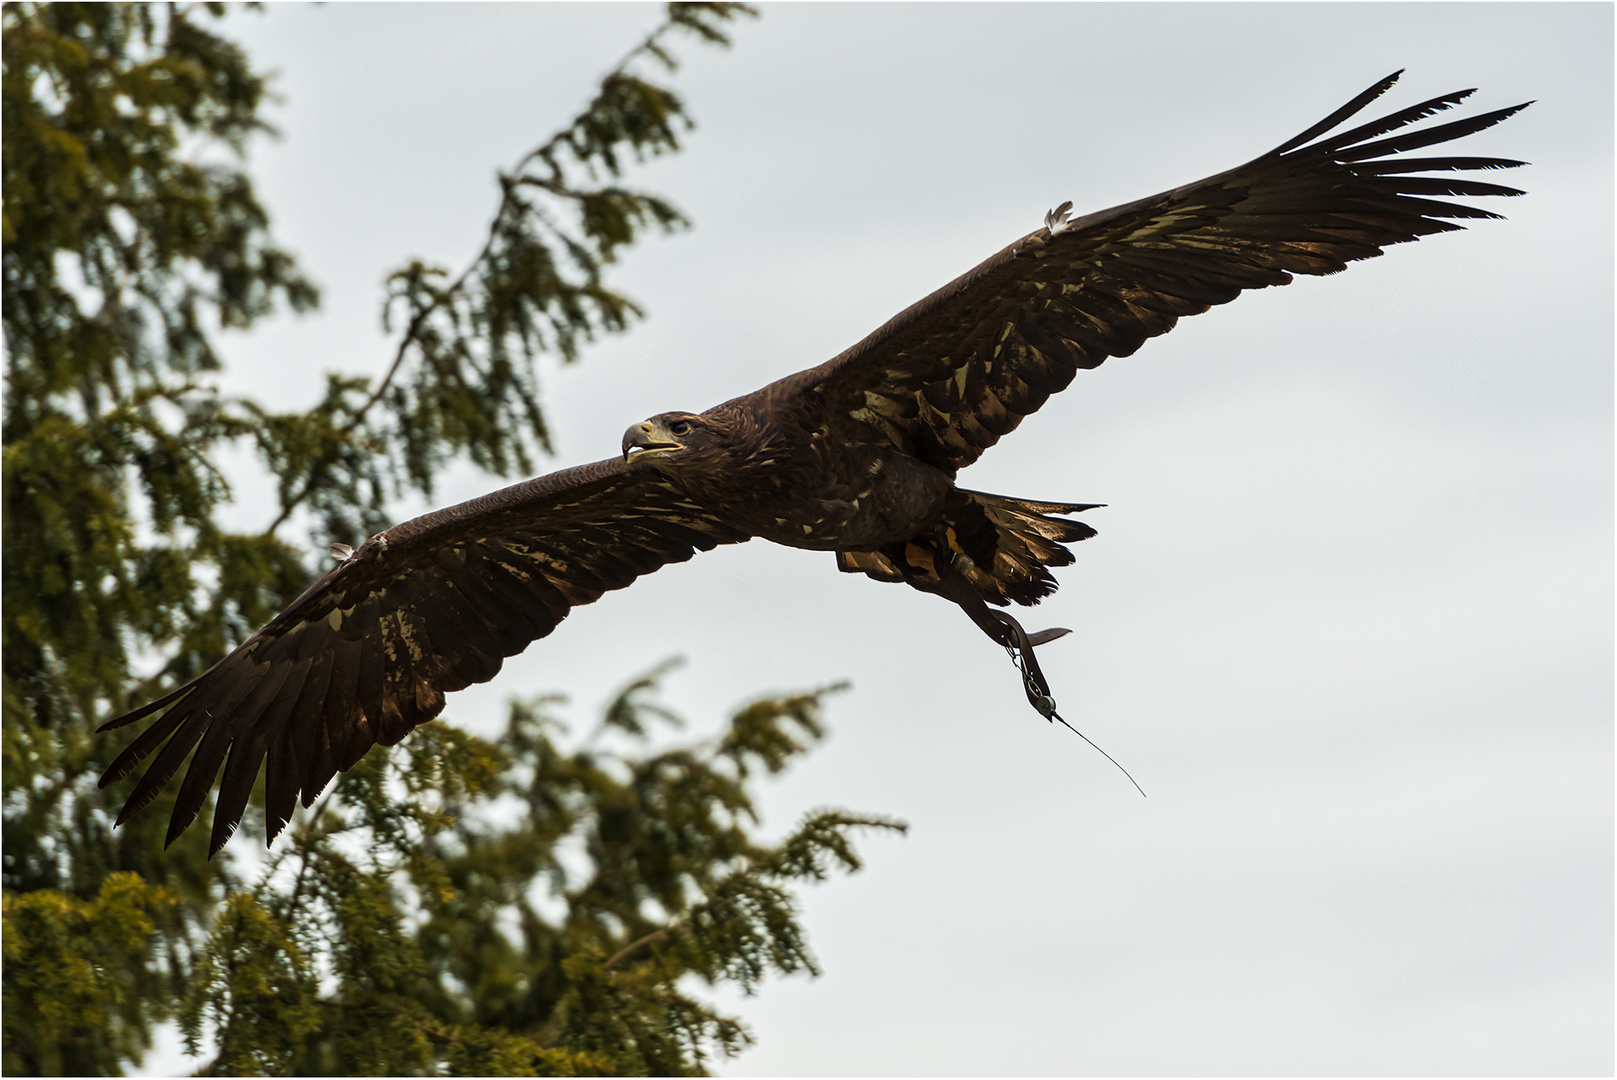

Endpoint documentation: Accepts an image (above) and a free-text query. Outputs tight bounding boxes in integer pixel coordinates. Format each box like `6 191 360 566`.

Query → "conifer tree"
2 4 902 1073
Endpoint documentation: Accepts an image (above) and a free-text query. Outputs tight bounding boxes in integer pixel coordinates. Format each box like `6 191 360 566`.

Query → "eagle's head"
622 411 731 473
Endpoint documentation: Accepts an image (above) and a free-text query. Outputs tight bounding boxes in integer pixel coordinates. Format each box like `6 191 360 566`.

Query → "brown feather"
157 659 292 841
206 655 313 855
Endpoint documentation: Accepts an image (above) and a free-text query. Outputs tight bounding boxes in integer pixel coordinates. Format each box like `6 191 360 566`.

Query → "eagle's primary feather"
100 72 1529 856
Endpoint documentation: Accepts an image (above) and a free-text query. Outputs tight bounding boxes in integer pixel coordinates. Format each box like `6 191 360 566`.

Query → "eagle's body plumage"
657 396 960 551
100 73 1529 855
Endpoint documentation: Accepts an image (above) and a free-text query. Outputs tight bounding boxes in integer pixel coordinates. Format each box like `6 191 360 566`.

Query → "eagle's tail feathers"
951 490 1102 606
832 491 1100 607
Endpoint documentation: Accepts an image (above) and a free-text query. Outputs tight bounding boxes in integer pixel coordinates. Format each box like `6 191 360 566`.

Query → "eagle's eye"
669 420 692 437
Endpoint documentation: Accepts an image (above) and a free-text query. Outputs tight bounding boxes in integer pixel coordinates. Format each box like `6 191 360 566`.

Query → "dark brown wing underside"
782 72 1528 475
98 459 749 856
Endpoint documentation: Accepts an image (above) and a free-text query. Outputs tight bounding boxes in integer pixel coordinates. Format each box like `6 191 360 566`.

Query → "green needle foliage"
160 675 903 1076
3 4 905 1073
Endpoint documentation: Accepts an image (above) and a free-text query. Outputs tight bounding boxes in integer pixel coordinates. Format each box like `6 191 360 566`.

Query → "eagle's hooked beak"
622 421 682 464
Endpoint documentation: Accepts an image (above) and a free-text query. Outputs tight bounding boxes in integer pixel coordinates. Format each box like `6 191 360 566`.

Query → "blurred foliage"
6 669 904 1076
2 872 181 1074
4 2 905 1073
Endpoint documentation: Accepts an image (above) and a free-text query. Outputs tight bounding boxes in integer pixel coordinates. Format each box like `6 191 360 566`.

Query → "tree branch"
259 6 727 540
603 926 670 971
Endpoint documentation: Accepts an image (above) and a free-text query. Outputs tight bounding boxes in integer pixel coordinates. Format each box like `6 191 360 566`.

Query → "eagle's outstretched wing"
780 72 1529 474
98 459 749 856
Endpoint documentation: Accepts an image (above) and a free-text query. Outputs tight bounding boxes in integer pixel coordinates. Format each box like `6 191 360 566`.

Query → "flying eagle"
100 72 1528 856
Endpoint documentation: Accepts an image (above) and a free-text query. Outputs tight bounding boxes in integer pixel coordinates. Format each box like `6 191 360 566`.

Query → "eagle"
99 72 1528 856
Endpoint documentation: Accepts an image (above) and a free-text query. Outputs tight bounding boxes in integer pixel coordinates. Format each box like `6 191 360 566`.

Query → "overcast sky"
138 4 1610 1075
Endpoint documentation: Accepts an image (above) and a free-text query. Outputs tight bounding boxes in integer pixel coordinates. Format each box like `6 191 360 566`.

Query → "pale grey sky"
140 4 1611 1075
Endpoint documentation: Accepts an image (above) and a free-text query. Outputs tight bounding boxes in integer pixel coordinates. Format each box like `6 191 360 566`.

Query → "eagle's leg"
929 545 1066 716
992 609 1060 717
